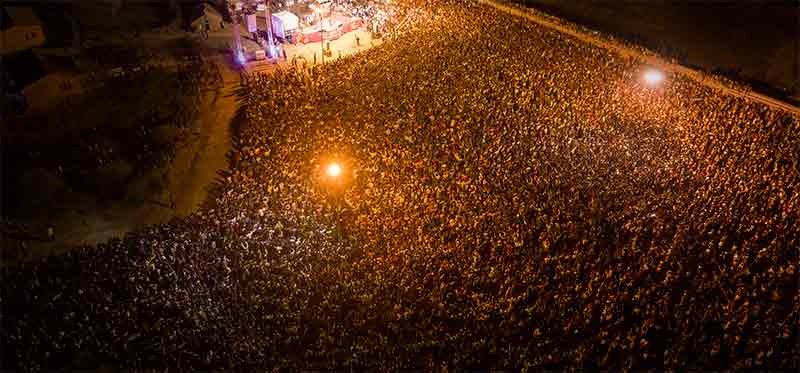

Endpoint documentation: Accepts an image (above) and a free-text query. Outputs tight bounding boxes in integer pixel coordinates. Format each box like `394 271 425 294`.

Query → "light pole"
231 1 245 64
267 0 275 58
258 0 276 59
311 7 325 65
320 11 325 64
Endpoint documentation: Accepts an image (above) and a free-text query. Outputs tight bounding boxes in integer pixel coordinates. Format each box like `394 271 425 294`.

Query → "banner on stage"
246 14 258 32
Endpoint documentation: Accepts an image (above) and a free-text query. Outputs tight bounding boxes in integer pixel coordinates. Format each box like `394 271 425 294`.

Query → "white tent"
271 11 299 39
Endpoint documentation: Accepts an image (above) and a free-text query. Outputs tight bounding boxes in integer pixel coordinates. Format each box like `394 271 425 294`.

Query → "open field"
2 1 798 370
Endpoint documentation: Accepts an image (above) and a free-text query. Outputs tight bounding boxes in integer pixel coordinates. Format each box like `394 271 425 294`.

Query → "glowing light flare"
326 163 342 178
643 69 665 85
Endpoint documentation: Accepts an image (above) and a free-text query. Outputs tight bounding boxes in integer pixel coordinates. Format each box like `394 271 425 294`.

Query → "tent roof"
272 11 299 30
273 11 299 22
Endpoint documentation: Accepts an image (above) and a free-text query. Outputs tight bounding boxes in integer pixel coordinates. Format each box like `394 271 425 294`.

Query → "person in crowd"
2 1 797 371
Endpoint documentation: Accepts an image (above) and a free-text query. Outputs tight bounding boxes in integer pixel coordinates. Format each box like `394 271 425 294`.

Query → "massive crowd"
2 1 798 370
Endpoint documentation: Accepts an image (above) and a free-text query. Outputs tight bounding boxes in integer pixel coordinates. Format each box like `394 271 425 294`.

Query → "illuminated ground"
3 2 798 370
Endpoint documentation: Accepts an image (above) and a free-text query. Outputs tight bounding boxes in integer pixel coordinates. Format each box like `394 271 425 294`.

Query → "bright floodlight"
326 163 342 178
644 69 665 85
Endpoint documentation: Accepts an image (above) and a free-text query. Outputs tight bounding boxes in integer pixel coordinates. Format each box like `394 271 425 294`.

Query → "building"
1 6 46 55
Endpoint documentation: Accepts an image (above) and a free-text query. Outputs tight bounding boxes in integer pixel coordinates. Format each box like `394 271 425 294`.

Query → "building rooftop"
3 6 43 28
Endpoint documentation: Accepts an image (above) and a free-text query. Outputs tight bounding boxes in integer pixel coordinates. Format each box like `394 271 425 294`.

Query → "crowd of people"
2 1 798 370
499 0 757 94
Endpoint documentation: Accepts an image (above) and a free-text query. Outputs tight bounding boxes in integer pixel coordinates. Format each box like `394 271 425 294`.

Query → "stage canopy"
272 11 300 39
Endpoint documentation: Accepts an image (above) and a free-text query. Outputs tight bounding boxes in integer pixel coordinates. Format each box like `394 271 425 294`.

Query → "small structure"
271 11 299 40
299 14 362 44
191 3 225 33
1 6 46 55
246 13 258 33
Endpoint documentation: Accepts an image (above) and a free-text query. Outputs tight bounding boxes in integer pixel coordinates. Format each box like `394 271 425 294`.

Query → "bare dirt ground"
20 72 85 113
86 55 241 238
514 0 799 102
170 55 241 217
2 56 241 264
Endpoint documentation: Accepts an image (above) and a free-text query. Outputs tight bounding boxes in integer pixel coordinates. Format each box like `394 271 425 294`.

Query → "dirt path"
169 56 240 217
4 58 242 265
479 0 800 117
85 56 242 240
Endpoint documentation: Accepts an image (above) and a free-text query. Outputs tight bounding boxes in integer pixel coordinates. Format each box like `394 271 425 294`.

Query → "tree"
111 0 125 16
170 0 183 28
